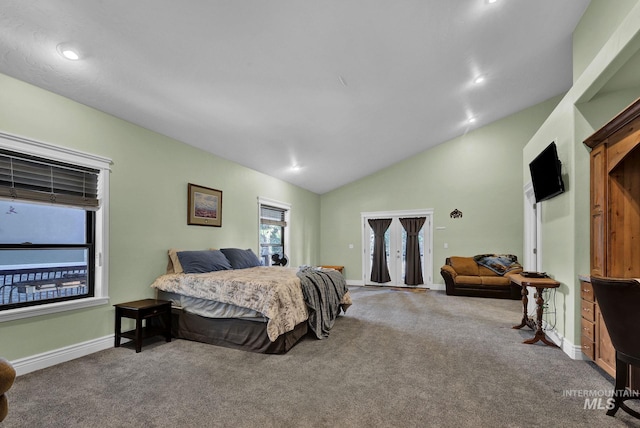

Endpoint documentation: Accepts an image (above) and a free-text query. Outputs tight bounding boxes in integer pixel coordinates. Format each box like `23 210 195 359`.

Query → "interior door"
363 213 431 286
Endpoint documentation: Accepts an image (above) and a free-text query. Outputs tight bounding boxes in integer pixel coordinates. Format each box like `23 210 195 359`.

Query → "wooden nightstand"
114 299 171 353
320 265 344 274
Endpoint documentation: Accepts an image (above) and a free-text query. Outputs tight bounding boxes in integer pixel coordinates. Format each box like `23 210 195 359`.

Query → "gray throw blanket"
297 266 349 339
473 254 521 276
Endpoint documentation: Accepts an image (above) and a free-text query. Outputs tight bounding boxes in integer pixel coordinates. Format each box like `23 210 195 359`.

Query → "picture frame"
187 183 222 227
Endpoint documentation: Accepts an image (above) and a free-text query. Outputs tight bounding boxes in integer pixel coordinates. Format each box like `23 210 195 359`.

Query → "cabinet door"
595 305 616 378
590 145 607 277
606 145 640 277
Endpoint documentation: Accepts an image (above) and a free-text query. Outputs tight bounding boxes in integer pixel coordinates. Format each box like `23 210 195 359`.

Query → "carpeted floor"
389 286 428 293
4 287 639 427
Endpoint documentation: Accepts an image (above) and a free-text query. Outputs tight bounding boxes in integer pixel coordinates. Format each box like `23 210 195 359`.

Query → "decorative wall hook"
450 209 463 219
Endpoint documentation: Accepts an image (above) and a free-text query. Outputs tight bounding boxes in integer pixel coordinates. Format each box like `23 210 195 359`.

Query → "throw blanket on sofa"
473 254 521 276
297 266 350 339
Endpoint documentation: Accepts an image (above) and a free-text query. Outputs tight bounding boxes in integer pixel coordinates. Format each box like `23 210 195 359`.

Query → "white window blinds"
260 205 287 227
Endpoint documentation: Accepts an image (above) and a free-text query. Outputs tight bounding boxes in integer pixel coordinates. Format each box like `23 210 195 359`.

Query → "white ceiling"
0 0 591 194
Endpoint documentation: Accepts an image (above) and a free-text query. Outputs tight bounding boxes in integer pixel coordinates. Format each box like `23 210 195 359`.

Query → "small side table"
510 273 560 347
320 265 344 274
114 299 171 353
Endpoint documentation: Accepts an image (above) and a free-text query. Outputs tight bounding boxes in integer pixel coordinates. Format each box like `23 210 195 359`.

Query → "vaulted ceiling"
0 1 591 194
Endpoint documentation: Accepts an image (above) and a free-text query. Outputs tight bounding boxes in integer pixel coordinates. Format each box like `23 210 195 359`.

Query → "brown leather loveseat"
440 255 522 299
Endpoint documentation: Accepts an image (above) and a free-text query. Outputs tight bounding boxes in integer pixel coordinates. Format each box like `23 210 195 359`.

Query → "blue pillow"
177 250 232 274
220 248 262 269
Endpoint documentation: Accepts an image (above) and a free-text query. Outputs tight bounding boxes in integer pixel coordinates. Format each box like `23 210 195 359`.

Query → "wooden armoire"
583 97 640 389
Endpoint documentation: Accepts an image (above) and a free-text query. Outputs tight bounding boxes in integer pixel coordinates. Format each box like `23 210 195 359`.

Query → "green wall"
523 0 640 348
320 96 561 284
572 0 638 83
0 73 321 361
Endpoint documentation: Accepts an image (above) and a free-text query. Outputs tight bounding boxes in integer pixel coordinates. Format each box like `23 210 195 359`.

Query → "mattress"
158 290 266 321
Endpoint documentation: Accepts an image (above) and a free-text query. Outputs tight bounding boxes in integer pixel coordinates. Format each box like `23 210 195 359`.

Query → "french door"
361 210 433 287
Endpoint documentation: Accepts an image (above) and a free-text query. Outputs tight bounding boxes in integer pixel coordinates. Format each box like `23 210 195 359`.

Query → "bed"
150 248 351 354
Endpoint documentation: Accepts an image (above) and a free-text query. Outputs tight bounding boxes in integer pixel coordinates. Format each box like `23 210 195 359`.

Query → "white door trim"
523 182 542 272
523 182 542 317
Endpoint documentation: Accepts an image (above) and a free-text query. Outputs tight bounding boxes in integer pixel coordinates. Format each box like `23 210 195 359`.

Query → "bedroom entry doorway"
361 209 433 287
523 182 541 272
524 182 542 315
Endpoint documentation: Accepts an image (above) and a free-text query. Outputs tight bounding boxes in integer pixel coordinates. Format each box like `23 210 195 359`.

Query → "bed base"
169 308 308 354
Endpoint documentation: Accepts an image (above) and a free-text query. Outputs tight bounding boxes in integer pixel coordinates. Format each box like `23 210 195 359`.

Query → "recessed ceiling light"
468 117 477 123
474 75 485 84
56 43 81 60
487 0 497 4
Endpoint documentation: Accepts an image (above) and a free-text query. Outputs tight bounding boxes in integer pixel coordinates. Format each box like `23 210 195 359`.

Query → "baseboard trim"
543 325 587 360
346 280 444 290
11 335 121 376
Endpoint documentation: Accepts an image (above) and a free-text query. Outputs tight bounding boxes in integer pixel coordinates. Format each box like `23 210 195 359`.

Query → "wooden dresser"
579 275 616 376
583 97 640 389
579 276 596 361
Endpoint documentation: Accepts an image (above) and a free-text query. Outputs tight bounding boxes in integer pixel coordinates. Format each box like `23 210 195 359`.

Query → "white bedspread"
150 266 309 341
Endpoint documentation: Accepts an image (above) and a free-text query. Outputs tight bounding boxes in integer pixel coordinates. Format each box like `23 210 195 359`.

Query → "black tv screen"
529 142 565 202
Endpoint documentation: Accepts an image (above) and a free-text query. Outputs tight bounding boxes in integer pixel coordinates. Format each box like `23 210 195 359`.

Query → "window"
0 132 111 321
258 198 290 266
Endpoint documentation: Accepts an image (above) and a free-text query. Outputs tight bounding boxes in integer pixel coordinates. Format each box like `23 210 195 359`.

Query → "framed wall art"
187 183 222 227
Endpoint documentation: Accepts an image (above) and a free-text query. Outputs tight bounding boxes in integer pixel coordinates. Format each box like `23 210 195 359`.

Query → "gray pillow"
220 248 262 269
177 250 232 273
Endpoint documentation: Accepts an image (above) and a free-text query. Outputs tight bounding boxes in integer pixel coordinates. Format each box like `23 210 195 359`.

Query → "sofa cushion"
456 282 510 290
481 276 511 286
455 275 481 285
478 265 499 277
449 257 479 276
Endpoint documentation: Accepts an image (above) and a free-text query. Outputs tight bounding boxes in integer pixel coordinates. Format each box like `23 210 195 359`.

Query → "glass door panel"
364 218 425 286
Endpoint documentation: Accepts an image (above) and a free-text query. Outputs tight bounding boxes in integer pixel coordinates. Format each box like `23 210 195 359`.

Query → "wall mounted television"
529 142 565 203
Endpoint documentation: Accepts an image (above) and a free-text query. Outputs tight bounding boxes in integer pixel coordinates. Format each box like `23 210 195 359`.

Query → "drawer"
581 317 595 342
581 334 595 360
141 305 169 318
581 299 595 322
580 281 594 303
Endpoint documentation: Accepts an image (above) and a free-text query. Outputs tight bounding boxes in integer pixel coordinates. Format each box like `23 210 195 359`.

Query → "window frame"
0 131 111 322
257 197 291 266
